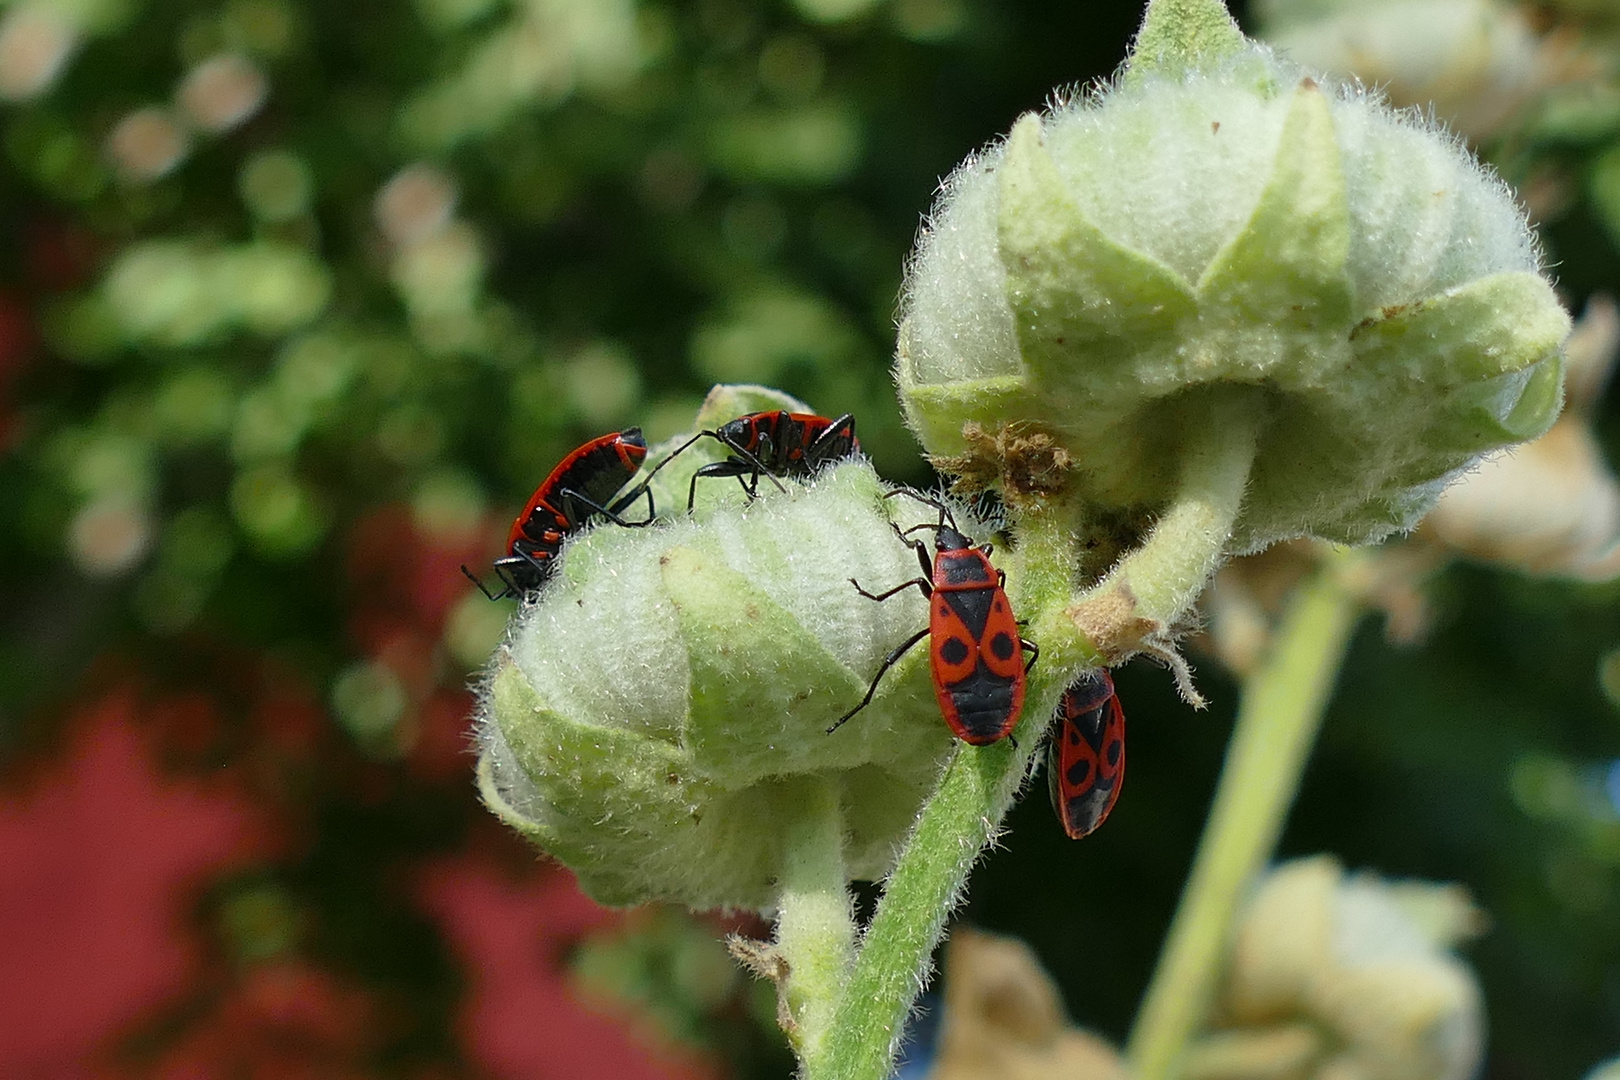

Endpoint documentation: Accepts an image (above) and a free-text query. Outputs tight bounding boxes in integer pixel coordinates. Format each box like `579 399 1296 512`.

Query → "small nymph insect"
829 493 1036 746
654 410 859 511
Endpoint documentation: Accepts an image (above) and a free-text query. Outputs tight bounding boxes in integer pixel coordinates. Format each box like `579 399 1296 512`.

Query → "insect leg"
883 521 935 578
717 431 787 502
558 487 649 529
805 413 857 466
605 475 658 525
628 429 710 494
827 627 930 734
910 531 933 578
460 564 509 601
685 448 787 512
882 487 959 534
850 576 931 603
688 458 747 513
742 433 777 498
628 482 656 525
509 547 555 582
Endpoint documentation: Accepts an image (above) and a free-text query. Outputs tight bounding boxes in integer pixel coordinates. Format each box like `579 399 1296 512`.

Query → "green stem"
813 739 1037 1080
1044 389 1263 671
774 777 857 1070
810 500 1079 1080
811 394 1267 1080
1125 549 1366 1080
1097 392 1263 627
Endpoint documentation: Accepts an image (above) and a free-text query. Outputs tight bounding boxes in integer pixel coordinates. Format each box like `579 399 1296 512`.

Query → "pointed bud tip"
1127 0 1248 79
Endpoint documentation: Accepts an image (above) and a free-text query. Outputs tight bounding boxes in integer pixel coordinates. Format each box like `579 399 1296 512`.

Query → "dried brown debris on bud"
929 421 1075 500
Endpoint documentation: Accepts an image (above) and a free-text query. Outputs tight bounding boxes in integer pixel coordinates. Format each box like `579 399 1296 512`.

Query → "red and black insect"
655 410 859 510
1046 670 1126 839
462 427 652 600
828 494 1036 746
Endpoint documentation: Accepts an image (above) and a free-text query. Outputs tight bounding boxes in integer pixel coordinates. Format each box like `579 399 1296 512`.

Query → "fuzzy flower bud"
1254 0 1580 140
930 927 1128 1080
1186 856 1487 1080
899 0 1567 553
476 387 960 911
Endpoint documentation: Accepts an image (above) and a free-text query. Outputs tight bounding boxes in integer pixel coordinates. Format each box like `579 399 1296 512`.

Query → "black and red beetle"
1046 670 1126 839
653 410 859 510
829 493 1036 746
463 427 652 600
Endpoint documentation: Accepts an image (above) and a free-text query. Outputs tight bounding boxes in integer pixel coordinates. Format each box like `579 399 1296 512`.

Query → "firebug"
828 493 1036 746
463 427 652 600
1046 670 1126 839
651 411 859 510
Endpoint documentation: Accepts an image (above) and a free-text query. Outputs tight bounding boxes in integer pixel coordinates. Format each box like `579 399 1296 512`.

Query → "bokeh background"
2 0 1620 1076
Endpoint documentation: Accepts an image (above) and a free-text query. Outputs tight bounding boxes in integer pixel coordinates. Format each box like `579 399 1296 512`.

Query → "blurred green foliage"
3 0 1620 1076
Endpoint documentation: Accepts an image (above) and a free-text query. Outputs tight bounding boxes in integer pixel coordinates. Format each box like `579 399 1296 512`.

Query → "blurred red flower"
0 694 279 1075
147 960 384 1080
417 851 719 1080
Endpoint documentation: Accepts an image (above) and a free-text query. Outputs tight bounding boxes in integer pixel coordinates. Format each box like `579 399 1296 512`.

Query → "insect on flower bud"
476 390 965 910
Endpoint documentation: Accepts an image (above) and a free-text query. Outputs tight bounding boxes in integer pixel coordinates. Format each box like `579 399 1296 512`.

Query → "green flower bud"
898 10 1567 552
476 389 961 910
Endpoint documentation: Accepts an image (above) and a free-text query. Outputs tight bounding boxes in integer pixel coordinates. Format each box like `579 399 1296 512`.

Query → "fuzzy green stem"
1015 493 1100 671
812 395 1263 1080
810 502 1082 1080
1106 394 1262 624
1055 390 1263 664
1125 549 1366 1080
774 777 857 1069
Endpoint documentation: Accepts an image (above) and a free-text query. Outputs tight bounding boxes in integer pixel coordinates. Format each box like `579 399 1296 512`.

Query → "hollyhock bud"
899 11 1567 553
477 387 962 910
